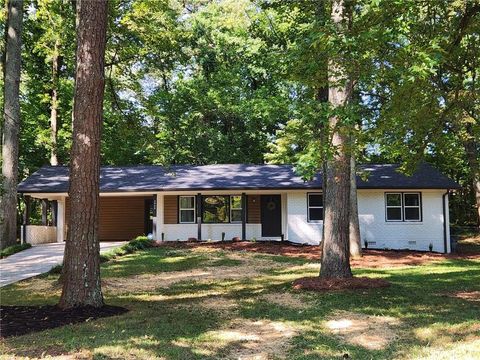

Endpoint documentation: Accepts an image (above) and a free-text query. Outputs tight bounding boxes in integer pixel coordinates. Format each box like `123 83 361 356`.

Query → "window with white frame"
179 196 195 223
385 192 421 222
385 193 403 221
403 193 421 221
308 193 323 222
230 195 243 223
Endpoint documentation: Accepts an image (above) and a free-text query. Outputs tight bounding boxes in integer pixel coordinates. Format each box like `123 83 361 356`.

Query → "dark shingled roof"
17 163 460 193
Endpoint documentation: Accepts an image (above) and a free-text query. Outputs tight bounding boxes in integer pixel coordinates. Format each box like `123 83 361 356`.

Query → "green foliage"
15 0 479 225
0 243 32 258
99 236 155 262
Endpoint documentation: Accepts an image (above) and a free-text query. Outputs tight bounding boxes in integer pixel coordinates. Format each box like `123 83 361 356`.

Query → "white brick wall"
286 190 450 252
23 225 57 244
160 224 261 241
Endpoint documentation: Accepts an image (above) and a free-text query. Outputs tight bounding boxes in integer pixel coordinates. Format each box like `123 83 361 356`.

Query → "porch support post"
197 193 202 241
51 200 58 226
41 199 48 225
56 198 65 243
241 193 247 241
156 193 164 241
152 194 157 240
22 195 31 244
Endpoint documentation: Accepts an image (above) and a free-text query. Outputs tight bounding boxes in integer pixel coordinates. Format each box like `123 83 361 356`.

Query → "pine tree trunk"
349 153 362 257
320 0 353 279
59 0 108 309
1 0 23 250
50 39 60 166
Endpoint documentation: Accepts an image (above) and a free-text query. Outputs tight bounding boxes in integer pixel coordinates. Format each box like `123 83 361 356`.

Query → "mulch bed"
155 240 480 268
292 276 391 292
0 305 128 338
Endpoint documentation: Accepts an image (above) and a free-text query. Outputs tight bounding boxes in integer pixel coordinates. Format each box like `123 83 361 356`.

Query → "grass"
0 243 31 259
1 245 479 359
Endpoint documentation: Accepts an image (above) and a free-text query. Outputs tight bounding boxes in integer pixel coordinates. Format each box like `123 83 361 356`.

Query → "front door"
261 195 282 237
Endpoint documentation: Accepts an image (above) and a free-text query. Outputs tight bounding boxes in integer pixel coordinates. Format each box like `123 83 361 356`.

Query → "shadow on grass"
1 249 479 359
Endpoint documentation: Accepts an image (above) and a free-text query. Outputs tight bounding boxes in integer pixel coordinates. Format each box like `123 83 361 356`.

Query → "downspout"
442 190 450 254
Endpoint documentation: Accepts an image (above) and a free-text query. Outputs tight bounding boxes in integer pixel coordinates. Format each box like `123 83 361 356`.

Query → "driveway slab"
0 242 125 287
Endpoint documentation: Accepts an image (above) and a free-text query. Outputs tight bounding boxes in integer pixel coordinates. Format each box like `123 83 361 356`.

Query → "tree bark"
320 0 353 279
59 0 108 309
463 124 480 230
50 39 60 166
1 0 23 250
349 153 362 257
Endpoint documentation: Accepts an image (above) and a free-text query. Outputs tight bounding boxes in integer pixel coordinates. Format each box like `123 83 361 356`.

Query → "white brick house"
18 163 459 253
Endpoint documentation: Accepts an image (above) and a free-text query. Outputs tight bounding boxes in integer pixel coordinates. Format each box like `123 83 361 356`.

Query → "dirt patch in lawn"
292 276 390 292
260 292 309 310
157 241 480 267
205 318 298 359
450 291 480 302
325 311 401 350
0 305 128 338
103 256 282 295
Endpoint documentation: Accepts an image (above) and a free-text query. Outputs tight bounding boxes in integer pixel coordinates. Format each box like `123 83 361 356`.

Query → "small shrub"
0 243 32 259
100 236 155 263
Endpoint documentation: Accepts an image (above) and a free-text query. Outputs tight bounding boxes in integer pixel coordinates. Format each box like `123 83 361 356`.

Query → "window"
308 193 323 222
385 192 421 222
403 193 421 221
385 193 402 221
202 195 229 223
230 195 243 223
179 196 195 223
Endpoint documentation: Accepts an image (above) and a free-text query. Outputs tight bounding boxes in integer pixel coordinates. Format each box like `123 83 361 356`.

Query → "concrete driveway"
0 241 126 287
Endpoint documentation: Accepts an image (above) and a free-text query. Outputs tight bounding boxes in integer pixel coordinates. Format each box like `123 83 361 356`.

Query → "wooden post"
241 193 247 241
197 193 202 241
41 199 48 225
51 200 58 226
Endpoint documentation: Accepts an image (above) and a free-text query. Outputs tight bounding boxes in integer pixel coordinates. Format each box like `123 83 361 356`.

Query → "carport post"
241 193 246 241
41 199 48 225
22 195 31 244
197 193 202 241
56 199 65 242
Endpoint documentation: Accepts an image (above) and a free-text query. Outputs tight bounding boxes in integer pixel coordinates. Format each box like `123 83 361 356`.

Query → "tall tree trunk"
464 124 480 230
50 39 60 166
349 153 362 257
59 0 108 309
1 0 23 250
320 0 353 279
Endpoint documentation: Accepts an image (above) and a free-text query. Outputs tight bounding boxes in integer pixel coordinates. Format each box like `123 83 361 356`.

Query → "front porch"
20 190 290 245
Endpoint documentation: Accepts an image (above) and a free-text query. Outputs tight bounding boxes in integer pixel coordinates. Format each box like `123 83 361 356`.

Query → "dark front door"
261 195 282 237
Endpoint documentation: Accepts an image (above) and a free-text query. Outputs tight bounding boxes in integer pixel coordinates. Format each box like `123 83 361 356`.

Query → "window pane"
231 209 242 222
202 196 229 223
386 194 401 206
404 207 420 221
180 196 194 209
231 195 242 209
309 194 323 207
180 209 194 223
309 208 323 221
387 208 402 221
404 194 420 206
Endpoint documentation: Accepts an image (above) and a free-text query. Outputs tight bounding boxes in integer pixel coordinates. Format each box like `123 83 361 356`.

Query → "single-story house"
17 163 459 253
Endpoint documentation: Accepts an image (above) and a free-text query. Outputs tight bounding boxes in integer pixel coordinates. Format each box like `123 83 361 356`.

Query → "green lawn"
1 246 479 359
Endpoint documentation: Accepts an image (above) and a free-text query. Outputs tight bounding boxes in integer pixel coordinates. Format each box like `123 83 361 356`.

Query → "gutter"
442 190 450 253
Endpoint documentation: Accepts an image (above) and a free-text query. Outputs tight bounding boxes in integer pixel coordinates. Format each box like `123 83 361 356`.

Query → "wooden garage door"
66 196 150 241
